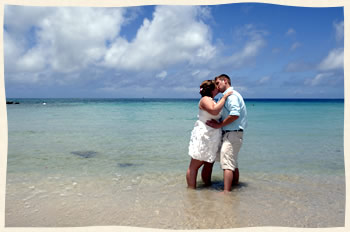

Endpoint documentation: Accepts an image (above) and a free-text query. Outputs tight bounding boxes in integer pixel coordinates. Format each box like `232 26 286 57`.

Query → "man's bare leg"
232 168 239 186
201 162 214 186
223 169 233 193
186 159 204 189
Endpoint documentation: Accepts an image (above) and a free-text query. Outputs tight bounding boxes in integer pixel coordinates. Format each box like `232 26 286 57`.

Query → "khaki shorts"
220 131 243 171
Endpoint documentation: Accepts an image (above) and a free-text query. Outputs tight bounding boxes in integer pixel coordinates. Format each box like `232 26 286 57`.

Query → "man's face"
215 78 226 93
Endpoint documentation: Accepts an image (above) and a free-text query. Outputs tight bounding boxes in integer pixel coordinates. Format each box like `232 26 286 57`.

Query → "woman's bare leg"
186 158 204 189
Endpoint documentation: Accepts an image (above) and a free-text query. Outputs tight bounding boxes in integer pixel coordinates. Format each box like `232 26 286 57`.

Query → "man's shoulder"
225 94 239 107
232 89 245 100
227 91 240 101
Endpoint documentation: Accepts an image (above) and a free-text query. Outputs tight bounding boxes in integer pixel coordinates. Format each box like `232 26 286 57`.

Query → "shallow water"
5 98 345 228
5 172 345 228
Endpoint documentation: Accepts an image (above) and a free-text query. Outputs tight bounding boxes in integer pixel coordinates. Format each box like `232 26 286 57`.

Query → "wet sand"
5 172 345 229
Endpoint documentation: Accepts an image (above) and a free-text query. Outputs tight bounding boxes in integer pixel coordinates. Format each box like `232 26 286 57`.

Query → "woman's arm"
199 91 233 115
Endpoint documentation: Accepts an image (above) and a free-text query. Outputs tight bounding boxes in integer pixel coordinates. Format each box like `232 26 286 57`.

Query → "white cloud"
191 69 211 80
258 76 270 84
318 48 343 71
286 28 296 36
16 47 47 72
4 6 53 34
4 30 23 73
5 5 217 89
241 38 265 57
225 31 265 68
334 21 344 42
39 7 125 73
290 42 301 51
102 5 216 71
305 73 333 86
156 71 167 80
233 86 247 93
5 6 125 77
219 24 267 69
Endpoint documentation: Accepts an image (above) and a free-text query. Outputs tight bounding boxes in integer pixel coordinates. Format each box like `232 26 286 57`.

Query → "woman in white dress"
186 80 232 189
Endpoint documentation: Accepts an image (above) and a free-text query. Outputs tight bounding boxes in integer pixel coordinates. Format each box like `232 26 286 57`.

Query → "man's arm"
206 115 239 129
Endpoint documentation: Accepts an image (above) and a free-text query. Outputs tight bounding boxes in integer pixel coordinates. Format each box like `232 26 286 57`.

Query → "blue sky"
4 3 344 99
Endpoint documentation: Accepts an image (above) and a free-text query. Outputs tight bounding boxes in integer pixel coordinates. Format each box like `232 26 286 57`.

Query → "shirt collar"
223 86 233 94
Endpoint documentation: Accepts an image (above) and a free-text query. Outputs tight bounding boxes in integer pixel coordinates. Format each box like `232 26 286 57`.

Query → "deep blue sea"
5 98 345 228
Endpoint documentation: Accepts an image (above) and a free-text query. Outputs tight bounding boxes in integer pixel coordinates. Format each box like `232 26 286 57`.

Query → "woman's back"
198 105 221 122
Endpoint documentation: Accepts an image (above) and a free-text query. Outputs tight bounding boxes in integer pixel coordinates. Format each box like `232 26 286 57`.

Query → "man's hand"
206 119 222 129
207 115 239 129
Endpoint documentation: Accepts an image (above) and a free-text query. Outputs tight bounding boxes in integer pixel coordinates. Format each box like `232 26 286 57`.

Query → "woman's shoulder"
200 96 213 103
199 96 214 107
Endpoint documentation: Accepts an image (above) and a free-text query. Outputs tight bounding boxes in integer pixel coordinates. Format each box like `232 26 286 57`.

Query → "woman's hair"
199 80 215 97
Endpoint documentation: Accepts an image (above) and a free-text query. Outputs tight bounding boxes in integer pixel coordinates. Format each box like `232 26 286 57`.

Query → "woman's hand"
223 90 233 99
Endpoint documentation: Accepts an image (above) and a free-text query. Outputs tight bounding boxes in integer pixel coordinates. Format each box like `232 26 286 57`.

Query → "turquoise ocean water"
5 98 345 228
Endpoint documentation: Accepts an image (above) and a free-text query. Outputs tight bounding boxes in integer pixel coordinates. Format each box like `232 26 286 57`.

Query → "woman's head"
199 80 217 97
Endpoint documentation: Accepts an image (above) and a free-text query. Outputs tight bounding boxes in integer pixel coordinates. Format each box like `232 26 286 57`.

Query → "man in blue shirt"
207 74 247 193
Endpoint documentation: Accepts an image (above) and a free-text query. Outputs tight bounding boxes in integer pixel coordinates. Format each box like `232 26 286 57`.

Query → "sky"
4 3 344 99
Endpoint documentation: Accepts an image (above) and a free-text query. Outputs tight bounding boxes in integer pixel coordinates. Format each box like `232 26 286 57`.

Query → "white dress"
188 103 222 163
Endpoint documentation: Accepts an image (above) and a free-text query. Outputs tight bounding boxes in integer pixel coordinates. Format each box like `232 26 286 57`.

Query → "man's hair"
215 74 231 85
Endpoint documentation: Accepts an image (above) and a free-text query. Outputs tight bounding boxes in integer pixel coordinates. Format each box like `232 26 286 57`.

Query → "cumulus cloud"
318 48 344 71
5 5 266 91
16 47 47 73
39 7 125 73
303 21 344 89
4 6 53 34
5 6 125 79
102 5 215 71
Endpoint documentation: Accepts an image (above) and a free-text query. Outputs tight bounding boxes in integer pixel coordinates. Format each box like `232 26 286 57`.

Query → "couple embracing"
186 74 247 193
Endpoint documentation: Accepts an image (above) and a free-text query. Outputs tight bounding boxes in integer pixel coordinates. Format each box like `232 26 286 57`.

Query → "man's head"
215 74 231 93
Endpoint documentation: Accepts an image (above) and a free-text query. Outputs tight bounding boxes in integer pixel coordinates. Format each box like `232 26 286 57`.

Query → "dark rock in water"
117 162 143 168
6 101 20 104
118 163 134 167
71 150 98 158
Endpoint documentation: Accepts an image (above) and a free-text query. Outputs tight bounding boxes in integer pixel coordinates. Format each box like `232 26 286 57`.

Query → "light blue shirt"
220 87 248 131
